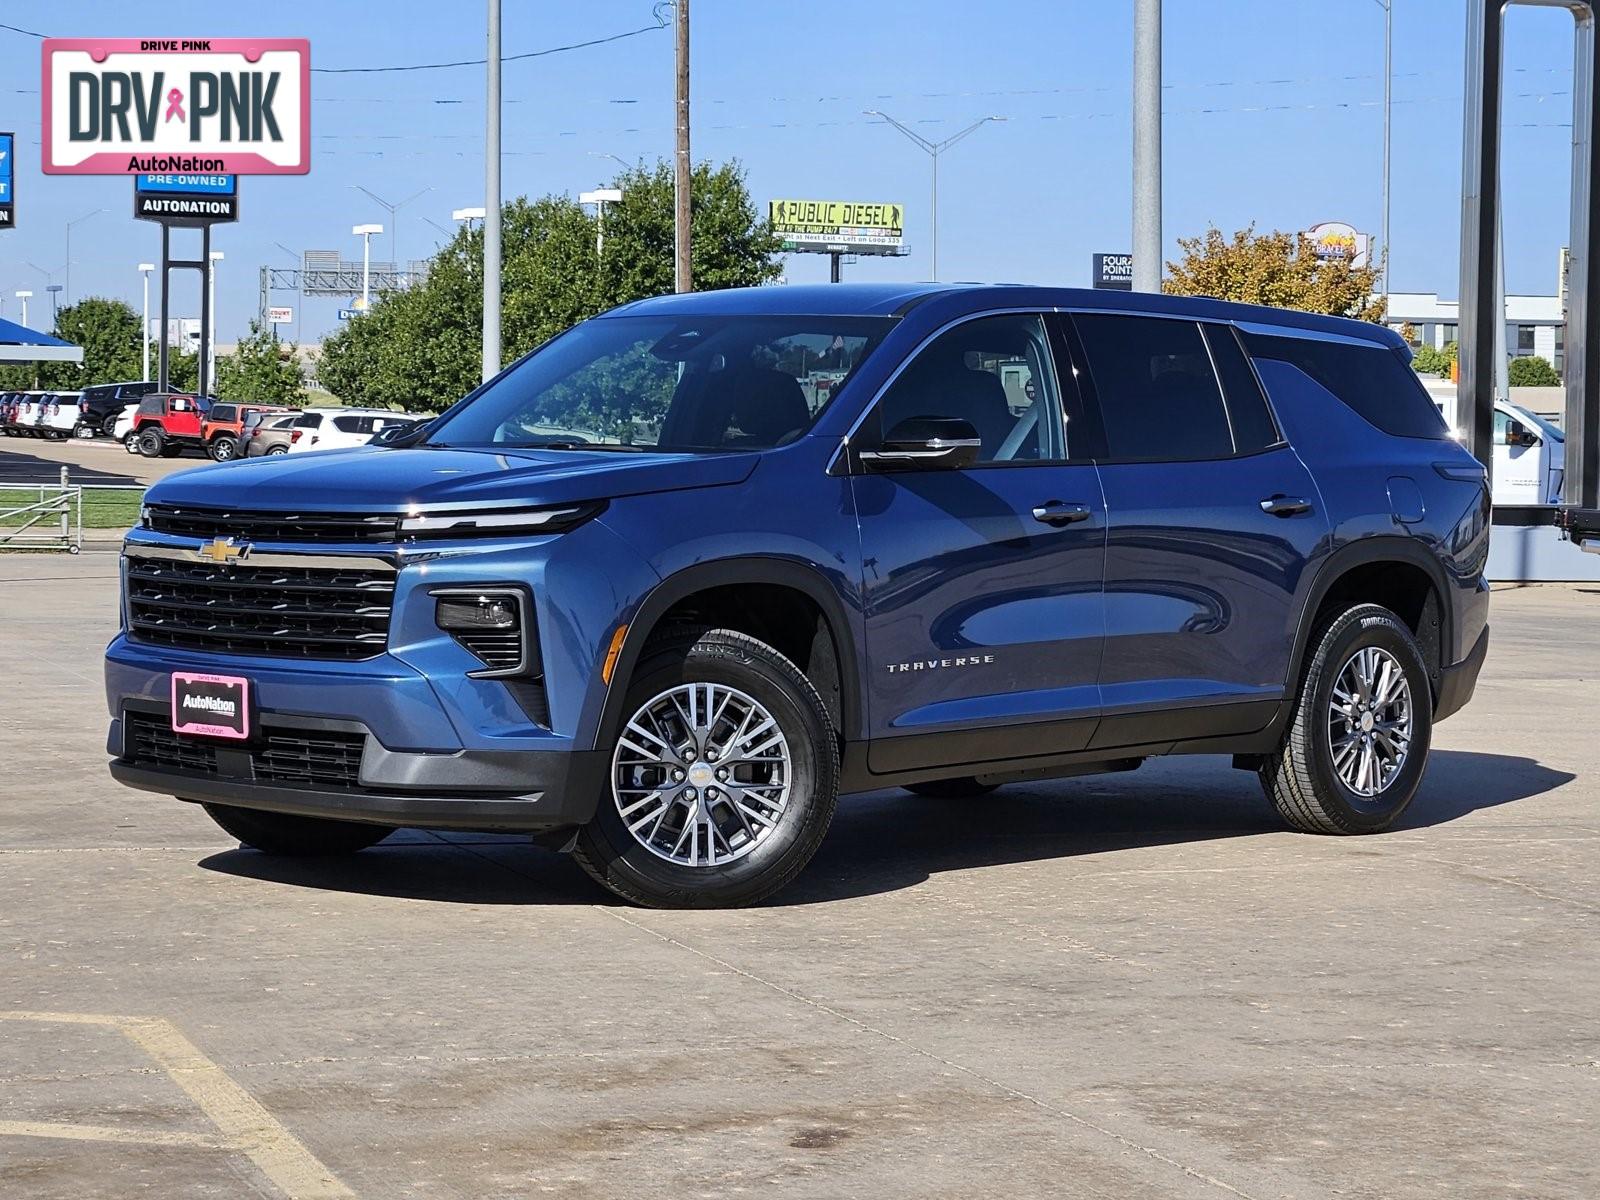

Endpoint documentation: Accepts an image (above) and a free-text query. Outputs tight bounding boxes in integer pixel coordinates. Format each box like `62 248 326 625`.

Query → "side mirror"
859 416 981 471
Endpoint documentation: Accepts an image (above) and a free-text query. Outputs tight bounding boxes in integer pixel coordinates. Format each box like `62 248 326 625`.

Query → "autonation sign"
42 38 309 175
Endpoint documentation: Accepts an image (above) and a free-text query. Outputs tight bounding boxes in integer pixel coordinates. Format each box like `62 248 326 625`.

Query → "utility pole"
674 0 692 293
1375 0 1393 305
139 264 153 382
483 0 503 381
1132 0 1163 292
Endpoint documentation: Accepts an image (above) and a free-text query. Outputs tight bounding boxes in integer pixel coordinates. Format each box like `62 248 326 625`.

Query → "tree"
318 158 782 412
1410 342 1446 376
0 297 142 391
1164 225 1386 323
214 320 306 406
1508 354 1560 387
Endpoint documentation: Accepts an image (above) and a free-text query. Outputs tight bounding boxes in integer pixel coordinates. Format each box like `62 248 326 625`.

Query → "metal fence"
0 467 84 554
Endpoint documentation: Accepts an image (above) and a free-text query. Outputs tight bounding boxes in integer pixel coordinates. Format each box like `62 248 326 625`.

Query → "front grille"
125 554 395 661
123 712 366 790
126 712 220 775
143 503 403 544
254 729 366 788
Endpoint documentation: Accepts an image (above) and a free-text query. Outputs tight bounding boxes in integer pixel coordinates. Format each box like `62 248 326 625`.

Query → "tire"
265 444 288 456
101 413 120 437
136 428 165 458
122 431 140 454
74 423 96 439
1260 603 1433 835
573 627 840 908
904 777 999 799
200 803 395 855
208 434 238 461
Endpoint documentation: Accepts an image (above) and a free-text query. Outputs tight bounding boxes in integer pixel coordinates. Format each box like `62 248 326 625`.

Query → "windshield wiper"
500 439 647 452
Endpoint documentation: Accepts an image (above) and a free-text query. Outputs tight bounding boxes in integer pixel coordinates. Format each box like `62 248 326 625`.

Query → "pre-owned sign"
0 131 13 228
42 38 310 175
134 172 238 224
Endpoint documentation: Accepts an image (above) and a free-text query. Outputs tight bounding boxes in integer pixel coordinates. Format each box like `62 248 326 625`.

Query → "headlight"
399 502 601 538
432 586 536 677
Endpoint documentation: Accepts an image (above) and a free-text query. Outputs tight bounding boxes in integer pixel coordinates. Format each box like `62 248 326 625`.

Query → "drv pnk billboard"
42 38 309 175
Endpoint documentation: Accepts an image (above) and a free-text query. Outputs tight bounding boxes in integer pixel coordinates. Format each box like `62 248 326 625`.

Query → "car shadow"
196 750 1573 908
0 441 151 486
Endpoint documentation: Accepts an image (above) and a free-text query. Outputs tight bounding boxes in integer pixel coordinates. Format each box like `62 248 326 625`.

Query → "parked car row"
1 391 85 440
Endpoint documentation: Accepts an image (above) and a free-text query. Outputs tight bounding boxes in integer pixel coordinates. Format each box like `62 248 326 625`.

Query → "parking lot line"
0 1011 353 1200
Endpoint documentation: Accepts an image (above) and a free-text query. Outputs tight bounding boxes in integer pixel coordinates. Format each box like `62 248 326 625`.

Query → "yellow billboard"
769 200 905 254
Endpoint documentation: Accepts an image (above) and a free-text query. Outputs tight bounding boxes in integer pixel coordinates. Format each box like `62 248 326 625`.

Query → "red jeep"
199 402 295 462
132 393 215 458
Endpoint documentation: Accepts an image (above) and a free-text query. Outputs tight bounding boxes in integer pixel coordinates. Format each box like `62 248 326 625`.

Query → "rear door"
1065 313 1329 748
852 311 1107 773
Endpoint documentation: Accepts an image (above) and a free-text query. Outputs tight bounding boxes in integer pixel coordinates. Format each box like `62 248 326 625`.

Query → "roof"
0 316 85 364
605 283 1404 348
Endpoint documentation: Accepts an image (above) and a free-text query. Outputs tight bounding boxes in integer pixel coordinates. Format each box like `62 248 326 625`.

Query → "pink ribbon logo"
164 88 185 123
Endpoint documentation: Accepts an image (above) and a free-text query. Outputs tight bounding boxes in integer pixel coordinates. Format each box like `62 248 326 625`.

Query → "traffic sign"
268 306 293 325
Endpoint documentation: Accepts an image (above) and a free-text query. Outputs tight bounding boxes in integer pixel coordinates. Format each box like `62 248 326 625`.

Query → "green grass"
0 487 145 530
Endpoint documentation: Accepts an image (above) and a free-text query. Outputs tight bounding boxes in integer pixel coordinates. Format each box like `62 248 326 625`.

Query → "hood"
145 445 762 512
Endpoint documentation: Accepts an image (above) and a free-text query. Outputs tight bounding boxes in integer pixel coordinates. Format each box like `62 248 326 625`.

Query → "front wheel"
574 628 840 908
122 431 141 454
201 803 395 855
208 434 238 461
1260 603 1433 835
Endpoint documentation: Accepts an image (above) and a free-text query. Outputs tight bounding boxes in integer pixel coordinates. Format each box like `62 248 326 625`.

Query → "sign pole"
158 225 171 393
198 223 212 398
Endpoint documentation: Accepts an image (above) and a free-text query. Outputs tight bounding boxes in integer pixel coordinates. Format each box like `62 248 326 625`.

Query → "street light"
348 185 432 269
207 251 224 393
63 208 104 304
14 290 32 329
588 151 632 173
863 110 1004 281
46 284 63 323
452 206 487 225
352 223 384 312
138 264 155 382
580 188 625 257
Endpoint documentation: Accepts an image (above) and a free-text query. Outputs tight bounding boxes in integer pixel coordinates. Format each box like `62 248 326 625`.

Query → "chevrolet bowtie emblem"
195 537 249 564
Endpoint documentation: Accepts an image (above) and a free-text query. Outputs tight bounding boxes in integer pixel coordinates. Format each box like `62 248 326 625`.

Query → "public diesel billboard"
770 200 905 255
41 38 310 175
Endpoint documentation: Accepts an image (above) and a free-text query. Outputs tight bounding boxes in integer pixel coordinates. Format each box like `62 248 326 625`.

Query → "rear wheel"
200 804 395 855
136 428 165 458
574 628 839 908
101 413 120 437
208 434 238 461
265 444 288 456
1260 603 1433 834
904 777 999 799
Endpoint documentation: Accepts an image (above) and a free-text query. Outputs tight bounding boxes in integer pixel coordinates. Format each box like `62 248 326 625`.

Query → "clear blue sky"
0 0 1582 343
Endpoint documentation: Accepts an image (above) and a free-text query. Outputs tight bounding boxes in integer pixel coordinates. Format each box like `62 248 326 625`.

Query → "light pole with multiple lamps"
138 263 154 382
352 224 383 312
862 110 1004 281
348 185 433 270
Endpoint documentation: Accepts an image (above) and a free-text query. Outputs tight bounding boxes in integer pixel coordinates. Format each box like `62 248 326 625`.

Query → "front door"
1065 313 1329 749
852 312 1107 774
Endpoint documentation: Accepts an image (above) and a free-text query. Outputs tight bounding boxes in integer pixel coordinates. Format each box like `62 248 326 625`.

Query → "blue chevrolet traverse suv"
106 284 1490 907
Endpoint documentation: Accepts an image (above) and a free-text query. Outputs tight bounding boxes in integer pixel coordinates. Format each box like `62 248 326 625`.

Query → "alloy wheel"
1327 646 1413 797
612 682 792 867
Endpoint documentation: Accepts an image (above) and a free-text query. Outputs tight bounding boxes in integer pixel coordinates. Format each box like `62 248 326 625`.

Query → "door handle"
1032 500 1093 526
1260 495 1312 517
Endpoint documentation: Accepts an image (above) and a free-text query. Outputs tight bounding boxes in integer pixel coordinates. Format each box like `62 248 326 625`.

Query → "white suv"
284 408 416 454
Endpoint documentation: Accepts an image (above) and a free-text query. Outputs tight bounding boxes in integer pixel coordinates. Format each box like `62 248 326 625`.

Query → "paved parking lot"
1 553 1595 1199
0 435 206 487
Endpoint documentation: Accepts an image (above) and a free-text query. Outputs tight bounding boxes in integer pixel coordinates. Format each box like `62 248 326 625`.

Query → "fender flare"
590 556 863 752
1286 535 1452 693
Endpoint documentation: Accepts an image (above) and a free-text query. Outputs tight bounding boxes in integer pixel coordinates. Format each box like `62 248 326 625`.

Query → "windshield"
424 314 894 452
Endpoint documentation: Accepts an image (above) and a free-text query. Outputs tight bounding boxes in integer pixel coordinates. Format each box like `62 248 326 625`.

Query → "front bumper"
108 704 606 832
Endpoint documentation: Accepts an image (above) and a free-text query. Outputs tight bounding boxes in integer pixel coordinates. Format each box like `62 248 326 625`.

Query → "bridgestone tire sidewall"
1300 609 1433 832
582 632 838 907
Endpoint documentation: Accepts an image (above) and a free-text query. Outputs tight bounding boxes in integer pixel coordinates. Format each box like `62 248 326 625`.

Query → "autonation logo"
182 693 237 718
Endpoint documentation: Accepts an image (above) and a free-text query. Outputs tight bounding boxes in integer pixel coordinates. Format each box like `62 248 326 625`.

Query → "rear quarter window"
210 405 237 422
1242 331 1449 440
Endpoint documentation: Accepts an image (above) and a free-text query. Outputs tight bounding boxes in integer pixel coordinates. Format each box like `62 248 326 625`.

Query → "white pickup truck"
1434 397 1565 506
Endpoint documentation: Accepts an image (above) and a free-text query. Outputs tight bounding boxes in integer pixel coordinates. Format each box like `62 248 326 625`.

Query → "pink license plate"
170 672 251 740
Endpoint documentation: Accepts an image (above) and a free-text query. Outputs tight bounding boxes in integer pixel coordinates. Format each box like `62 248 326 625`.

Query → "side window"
1073 314 1234 461
1202 324 1281 453
332 415 364 433
172 397 193 413
294 413 323 429
874 313 1065 463
211 405 236 423
1242 331 1450 440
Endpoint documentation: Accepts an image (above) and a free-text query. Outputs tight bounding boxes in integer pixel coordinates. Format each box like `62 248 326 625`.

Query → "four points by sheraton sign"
42 38 309 175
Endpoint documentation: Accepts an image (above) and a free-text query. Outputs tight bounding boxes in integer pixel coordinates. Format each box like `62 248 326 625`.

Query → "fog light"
436 595 519 632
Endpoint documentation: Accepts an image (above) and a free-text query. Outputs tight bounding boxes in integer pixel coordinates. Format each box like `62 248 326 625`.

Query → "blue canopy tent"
0 316 83 364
